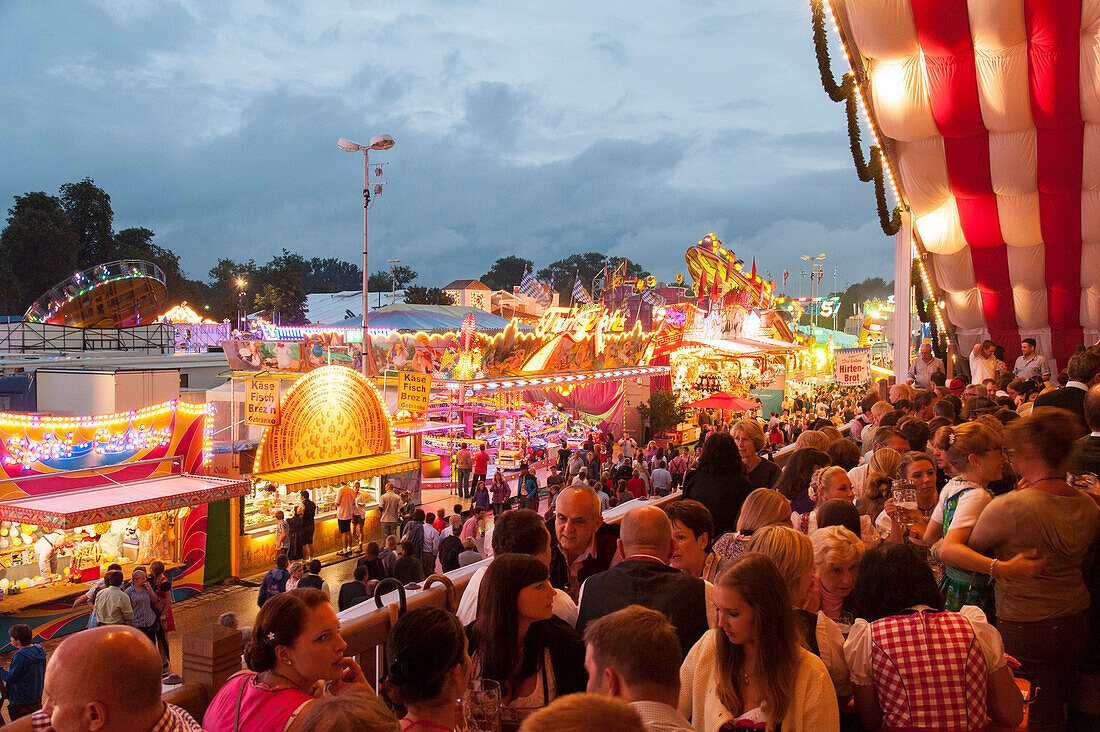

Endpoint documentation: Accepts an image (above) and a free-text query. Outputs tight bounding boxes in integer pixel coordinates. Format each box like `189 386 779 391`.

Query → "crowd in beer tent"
25 348 1100 731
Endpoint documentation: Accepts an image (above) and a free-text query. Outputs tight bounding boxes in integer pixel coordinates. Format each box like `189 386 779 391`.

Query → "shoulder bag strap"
233 674 249 732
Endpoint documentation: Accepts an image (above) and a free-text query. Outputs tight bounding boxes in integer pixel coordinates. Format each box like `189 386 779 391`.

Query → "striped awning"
253 453 418 490
0 474 251 529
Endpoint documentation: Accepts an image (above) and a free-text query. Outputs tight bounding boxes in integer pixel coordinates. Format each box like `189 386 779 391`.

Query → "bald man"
35 625 202 732
574 505 712 656
547 485 621 601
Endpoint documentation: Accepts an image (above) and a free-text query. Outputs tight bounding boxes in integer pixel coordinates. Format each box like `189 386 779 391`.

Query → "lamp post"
339 134 395 377
235 277 247 332
800 253 826 332
387 258 401 304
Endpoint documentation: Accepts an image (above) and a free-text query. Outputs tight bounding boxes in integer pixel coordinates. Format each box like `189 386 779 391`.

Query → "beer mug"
892 479 918 527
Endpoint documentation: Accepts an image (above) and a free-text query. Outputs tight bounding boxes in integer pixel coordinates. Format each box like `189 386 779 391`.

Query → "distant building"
442 280 492 311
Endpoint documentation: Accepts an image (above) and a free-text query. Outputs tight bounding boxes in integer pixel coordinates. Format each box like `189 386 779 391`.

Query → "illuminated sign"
397 372 432 413
245 378 280 426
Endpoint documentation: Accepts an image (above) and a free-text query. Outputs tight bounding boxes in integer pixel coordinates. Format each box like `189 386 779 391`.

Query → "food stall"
0 400 249 649
239 366 418 576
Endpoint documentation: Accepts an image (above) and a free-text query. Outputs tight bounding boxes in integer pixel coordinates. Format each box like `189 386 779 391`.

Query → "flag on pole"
783 269 790 285
751 257 757 280
641 288 665 306
572 272 593 304
519 267 551 306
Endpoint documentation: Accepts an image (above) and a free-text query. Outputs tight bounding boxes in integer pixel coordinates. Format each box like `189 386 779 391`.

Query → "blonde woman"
713 488 791 563
809 526 866 623
679 553 840 731
792 467 874 540
748 526 852 703
926 422 1042 617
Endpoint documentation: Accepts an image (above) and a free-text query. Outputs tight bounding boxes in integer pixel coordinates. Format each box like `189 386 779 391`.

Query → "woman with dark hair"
815 499 862 538
436 534 464 573
359 542 386 581
287 504 304 561
844 544 1023 731
679 553 839 730
681 433 753 535
385 607 470 730
204 589 373 731
775 447 831 515
467 554 585 727
970 407 1100 731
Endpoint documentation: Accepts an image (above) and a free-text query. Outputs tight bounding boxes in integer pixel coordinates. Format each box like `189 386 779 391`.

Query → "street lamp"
800 253 826 331
339 134 395 377
387 258 401 305
235 278 247 332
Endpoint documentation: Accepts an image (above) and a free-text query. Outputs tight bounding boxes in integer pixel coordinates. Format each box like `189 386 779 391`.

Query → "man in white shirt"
1013 337 1051 380
969 339 998 385
456 509 578 628
907 342 944 389
650 461 673 496
583 604 693 732
618 433 637 461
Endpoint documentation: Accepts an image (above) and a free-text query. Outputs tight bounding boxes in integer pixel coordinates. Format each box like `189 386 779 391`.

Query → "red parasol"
688 392 761 412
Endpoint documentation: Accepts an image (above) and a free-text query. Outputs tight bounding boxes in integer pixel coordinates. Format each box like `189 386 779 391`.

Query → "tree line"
0 179 653 324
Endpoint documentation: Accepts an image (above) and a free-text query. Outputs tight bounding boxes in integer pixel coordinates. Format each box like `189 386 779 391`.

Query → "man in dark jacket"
337 565 371 611
547 486 620 601
1 624 46 720
574 505 710 657
1033 348 1100 435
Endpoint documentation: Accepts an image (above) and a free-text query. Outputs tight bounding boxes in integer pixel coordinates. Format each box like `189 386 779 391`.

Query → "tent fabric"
323 304 531 333
836 0 1099 369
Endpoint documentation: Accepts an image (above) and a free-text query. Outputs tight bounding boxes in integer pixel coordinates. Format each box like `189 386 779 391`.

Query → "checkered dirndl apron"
870 610 989 731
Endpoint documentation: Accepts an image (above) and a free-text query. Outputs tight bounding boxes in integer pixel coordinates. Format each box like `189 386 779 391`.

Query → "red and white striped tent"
829 0 1100 372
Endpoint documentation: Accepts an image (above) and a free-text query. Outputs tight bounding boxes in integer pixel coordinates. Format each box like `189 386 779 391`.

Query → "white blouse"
843 604 1007 686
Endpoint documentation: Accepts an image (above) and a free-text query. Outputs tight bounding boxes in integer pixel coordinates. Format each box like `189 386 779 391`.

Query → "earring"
286 660 292 667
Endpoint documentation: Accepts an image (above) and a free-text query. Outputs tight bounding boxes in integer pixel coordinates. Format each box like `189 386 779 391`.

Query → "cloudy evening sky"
0 0 895 296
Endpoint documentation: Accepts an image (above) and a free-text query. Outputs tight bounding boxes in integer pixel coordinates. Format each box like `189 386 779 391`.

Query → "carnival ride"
23 260 167 328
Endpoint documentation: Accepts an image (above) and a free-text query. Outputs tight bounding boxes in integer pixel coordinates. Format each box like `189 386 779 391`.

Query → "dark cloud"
0 1 893 295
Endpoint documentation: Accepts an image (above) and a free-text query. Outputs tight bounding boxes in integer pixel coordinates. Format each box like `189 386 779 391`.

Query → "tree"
60 178 115 267
481 255 533 292
208 258 259 323
0 192 79 313
254 249 309 324
536 251 651 299
114 227 208 306
403 285 454 305
836 277 893 323
366 264 418 293
303 257 362 293
635 389 690 437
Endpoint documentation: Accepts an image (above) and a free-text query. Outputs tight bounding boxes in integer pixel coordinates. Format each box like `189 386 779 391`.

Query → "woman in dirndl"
924 422 1042 619
845 543 1024 731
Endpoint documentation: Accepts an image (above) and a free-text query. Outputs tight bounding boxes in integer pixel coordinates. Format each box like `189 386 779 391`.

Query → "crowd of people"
15 343 1100 732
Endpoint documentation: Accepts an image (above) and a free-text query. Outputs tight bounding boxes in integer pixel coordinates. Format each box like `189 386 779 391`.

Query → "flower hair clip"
266 632 276 642
948 433 956 445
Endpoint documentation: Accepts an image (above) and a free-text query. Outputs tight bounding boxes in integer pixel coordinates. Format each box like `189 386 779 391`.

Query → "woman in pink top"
203 589 375 732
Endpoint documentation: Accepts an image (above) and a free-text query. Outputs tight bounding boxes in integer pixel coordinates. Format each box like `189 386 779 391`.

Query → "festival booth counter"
238 366 419 577
0 401 249 649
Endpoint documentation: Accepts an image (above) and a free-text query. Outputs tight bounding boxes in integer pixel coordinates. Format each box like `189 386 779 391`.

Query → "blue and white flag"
572 272 593 304
641 288 665 306
519 267 550 305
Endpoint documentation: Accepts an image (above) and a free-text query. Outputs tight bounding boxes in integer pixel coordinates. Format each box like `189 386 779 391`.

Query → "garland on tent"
911 259 946 361
811 0 903 235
